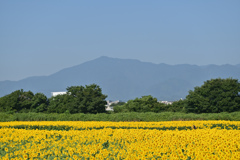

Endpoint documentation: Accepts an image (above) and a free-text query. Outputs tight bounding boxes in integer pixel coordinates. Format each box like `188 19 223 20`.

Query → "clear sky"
1 0 240 81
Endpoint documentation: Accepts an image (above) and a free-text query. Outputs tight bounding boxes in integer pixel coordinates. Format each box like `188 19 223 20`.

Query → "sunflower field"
0 121 240 160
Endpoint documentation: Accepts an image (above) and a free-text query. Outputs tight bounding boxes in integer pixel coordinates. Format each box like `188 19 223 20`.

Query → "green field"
1 111 240 122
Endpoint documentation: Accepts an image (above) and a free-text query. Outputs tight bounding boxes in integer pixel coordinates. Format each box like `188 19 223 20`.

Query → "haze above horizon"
1 1 240 81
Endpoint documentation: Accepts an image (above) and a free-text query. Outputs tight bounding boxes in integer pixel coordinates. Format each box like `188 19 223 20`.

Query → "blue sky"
0 1 240 81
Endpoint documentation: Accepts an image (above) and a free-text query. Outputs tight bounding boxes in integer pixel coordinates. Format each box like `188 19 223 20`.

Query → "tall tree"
18 90 34 112
167 99 186 112
48 94 72 113
31 93 49 112
0 90 21 112
48 84 107 114
185 78 240 113
114 95 166 113
0 89 36 112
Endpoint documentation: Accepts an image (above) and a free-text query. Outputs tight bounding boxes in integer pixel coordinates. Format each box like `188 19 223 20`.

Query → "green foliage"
185 78 240 113
114 95 167 113
47 94 72 113
167 99 187 112
0 90 19 112
30 93 49 112
0 89 48 113
0 84 107 114
110 102 125 107
1 111 240 122
48 84 107 114
1 78 240 115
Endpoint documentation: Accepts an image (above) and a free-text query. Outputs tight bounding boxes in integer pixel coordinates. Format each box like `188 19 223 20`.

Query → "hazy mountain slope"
0 56 239 101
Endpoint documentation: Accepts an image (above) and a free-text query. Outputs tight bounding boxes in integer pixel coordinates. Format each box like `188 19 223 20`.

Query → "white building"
51 91 67 97
159 101 173 105
105 100 123 111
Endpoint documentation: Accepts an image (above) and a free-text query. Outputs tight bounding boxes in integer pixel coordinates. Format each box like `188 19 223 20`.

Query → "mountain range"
1 56 240 101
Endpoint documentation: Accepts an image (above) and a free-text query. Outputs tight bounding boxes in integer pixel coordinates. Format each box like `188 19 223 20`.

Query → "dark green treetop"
48 84 107 114
185 78 240 113
0 89 48 113
114 95 167 113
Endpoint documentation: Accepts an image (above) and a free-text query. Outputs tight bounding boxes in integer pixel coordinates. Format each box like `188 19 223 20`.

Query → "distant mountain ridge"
0 56 239 101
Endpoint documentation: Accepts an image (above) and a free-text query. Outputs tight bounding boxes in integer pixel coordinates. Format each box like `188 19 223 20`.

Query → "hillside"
0 56 239 101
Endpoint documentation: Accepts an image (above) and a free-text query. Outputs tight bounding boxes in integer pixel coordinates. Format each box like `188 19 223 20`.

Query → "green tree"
0 89 38 113
114 95 167 113
113 103 128 113
18 90 34 112
167 99 186 112
110 102 125 107
185 78 240 113
48 94 72 113
30 93 49 112
48 84 107 114
0 90 21 112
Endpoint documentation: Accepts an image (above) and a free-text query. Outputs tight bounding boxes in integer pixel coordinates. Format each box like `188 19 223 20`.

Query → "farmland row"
1 121 240 159
0 121 240 130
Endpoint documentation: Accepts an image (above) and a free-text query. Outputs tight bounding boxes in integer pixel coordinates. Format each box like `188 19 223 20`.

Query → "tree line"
0 84 107 114
0 78 240 114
